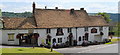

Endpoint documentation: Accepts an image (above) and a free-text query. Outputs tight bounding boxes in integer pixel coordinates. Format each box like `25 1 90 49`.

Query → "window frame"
58 38 62 43
84 27 88 32
56 28 64 36
68 28 72 33
8 33 15 41
46 28 51 34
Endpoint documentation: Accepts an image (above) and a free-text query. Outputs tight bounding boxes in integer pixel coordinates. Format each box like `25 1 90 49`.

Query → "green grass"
105 38 120 44
1 47 63 55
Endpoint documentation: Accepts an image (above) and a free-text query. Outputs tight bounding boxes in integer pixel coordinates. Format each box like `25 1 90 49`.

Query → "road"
54 43 118 53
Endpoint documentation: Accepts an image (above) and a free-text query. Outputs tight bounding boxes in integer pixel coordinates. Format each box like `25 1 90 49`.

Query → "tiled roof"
2 8 108 29
3 17 36 29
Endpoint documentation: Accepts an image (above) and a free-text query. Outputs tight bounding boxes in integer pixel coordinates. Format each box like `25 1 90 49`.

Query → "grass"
0 47 63 55
105 38 120 44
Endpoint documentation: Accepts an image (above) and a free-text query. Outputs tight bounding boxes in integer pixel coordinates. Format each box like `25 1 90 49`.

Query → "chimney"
32 2 35 14
55 7 58 9
80 8 84 10
70 8 74 14
45 6 47 9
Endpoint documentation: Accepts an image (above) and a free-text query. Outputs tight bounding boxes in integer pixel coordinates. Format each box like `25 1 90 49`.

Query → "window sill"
8 40 14 41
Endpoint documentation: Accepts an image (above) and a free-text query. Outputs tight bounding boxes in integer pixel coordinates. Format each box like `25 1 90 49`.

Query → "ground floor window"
46 38 51 44
83 36 88 41
8 33 14 41
58 38 62 43
53 38 56 43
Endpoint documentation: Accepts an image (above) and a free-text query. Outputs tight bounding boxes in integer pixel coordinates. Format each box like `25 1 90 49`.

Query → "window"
46 28 51 34
56 28 64 36
83 33 89 41
8 33 14 41
46 38 51 44
99 27 103 31
53 38 56 43
84 27 88 31
68 28 72 33
79 36 81 41
83 36 85 41
58 38 62 43
91 28 97 33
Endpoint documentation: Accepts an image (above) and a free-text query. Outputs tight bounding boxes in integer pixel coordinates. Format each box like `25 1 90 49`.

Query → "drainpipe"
76 27 78 41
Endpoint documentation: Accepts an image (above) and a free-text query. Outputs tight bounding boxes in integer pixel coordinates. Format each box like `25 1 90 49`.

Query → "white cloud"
85 3 118 13
8 6 32 13
0 4 6 9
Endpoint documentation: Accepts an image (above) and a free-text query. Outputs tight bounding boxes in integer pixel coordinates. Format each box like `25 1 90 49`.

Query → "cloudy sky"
0 0 119 13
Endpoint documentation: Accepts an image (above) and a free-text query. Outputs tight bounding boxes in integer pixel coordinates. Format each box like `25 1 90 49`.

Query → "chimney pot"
45 6 47 9
55 7 58 9
70 8 74 14
80 8 84 10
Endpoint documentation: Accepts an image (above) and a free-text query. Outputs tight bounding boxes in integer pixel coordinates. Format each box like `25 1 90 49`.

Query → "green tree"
96 12 112 23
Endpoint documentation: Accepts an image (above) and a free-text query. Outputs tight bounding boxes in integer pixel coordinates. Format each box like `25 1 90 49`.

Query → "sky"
0 0 119 13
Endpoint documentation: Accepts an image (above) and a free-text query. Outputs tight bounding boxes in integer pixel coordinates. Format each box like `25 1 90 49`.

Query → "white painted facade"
1 26 109 46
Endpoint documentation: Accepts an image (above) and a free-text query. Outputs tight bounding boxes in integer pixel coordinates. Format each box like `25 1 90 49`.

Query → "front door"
69 37 72 46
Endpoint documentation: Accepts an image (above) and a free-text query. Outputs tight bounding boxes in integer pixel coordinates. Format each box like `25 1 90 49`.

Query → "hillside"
89 13 119 22
2 12 32 18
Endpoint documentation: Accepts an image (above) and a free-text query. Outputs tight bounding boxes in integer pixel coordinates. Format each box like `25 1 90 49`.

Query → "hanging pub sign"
16 34 24 39
91 28 97 33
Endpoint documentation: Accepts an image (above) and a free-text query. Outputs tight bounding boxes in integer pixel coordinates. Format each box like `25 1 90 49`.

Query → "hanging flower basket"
16 34 23 39
34 33 39 39
68 33 73 37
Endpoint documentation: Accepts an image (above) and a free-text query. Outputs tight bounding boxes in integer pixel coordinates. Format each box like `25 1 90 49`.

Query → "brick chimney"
55 7 58 9
32 2 35 15
80 8 84 10
45 6 47 9
70 8 74 14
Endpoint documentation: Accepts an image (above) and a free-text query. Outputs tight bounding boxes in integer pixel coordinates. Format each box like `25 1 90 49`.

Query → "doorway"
16 33 39 46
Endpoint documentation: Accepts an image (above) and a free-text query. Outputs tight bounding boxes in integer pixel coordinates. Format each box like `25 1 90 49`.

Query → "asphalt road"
54 43 118 53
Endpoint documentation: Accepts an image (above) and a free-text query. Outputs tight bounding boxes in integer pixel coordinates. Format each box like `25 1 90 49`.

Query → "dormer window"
56 28 64 36
68 28 72 33
84 27 88 31
46 28 51 34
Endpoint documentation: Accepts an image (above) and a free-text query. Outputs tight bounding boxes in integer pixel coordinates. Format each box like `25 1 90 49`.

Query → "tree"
96 12 112 23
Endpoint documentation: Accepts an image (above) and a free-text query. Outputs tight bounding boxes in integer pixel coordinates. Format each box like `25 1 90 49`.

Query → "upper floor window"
84 27 88 31
46 28 51 34
56 28 64 36
99 26 103 31
91 28 97 33
68 28 72 33
8 33 14 41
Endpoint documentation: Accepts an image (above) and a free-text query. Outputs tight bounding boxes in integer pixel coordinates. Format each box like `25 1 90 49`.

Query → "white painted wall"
77 28 85 45
1 26 109 46
2 30 28 45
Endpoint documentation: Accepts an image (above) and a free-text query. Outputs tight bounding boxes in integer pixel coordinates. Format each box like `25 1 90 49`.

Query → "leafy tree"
96 12 112 23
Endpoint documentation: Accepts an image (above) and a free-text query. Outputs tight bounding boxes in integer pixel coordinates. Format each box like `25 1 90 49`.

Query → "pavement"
54 43 118 53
